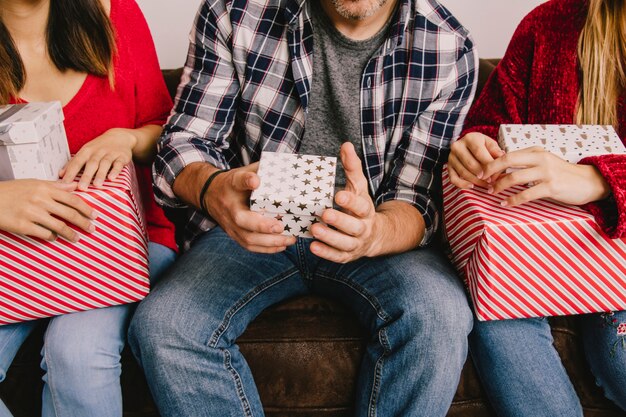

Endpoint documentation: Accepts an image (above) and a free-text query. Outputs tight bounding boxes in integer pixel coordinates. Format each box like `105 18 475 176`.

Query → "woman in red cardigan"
448 0 626 415
0 0 176 416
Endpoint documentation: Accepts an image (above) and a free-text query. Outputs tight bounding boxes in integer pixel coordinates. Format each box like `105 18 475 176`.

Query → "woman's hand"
0 180 96 242
482 147 611 207
448 132 505 189
60 128 137 190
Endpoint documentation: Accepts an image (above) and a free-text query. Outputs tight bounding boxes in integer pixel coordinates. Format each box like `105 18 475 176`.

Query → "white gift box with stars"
250 152 337 238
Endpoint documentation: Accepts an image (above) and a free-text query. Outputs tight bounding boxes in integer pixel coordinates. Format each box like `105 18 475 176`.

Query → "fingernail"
88 224 96 233
91 212 98 220
477 172 484 179
501 200 508 207
315 227 324 237
271 225 282 234
337 195 347 205
468 184 474 189
487 186 493 194
325 212 335 222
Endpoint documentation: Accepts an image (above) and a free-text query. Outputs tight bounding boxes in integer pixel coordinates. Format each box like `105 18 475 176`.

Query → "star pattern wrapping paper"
250 152 337 238
498 124 626 163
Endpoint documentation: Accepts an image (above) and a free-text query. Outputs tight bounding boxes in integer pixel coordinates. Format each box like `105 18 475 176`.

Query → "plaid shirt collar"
284 0 413 111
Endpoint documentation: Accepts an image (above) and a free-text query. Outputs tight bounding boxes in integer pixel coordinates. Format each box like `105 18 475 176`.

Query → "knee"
128 294 215 364
401 288 473 343
127 299 170 363
43 329 123 382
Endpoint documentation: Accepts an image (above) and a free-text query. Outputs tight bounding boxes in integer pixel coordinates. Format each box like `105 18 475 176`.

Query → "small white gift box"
250 152 337 238
498 124 625 163
0 102 70 181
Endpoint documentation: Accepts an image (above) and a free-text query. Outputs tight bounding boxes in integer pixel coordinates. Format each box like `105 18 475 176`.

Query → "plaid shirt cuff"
153 133 230 208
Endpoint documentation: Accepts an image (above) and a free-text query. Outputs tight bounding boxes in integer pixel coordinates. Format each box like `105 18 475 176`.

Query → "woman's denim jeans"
0 241 175 417
470 311 626 417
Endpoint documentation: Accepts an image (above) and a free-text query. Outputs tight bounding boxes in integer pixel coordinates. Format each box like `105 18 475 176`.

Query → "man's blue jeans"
129 227 472 417
470 312 626 417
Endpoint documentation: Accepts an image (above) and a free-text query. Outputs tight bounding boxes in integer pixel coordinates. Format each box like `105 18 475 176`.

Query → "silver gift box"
250 152 337 238
498 124 625 164
0 102 70 181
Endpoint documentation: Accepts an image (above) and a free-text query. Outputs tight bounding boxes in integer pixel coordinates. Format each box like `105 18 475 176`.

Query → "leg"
0 321 38 417
147 241 177 285
581 311 626 411
469 316 583 417
41 304 132 417
312 247 472 417
40 241 175 417
128 228 308 417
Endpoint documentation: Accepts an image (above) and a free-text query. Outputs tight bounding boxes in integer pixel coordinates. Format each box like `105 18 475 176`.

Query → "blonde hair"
576 0 626 129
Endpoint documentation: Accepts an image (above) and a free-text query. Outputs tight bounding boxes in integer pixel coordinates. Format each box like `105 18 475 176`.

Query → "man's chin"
331 0 387 20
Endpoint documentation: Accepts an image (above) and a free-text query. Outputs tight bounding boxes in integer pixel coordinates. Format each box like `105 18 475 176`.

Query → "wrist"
111 128 138 151
199 169 228 215
364 211 386 258
583 165 611 203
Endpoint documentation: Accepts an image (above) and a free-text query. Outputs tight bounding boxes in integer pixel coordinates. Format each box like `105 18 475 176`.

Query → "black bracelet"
199 169 227 214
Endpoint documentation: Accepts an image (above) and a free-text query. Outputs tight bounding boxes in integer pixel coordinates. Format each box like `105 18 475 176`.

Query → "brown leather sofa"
2 59 625 417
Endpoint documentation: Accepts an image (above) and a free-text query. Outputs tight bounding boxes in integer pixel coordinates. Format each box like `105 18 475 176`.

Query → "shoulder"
201 0 292 19
413 0 471 41
108 0 148 28
516 0 587 36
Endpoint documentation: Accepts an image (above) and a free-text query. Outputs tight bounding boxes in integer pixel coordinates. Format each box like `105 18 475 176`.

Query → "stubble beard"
330 0 390 20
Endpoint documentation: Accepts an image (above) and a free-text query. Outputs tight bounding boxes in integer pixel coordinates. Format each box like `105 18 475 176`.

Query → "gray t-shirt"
299 1 390 188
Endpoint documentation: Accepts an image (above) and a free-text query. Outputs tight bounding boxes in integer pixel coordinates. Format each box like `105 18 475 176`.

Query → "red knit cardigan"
461 0 626 239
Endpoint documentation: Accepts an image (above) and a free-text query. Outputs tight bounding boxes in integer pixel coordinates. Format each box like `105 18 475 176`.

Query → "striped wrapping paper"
0 164 149 325
442 166 626 321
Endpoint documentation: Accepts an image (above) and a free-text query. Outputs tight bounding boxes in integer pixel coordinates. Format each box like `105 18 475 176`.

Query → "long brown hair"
576 0 626 129
0 0 116 104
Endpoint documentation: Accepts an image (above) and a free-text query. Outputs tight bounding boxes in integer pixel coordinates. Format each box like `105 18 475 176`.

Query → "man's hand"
482 147 611 207
174 162 296 254
0 180 96 242
448 132 504 189
310 143 379 263
310 143 423 263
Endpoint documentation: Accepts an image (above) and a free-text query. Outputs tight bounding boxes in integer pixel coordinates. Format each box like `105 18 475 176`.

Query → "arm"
576 155 625 238
311 35 478 261
378 34 478 248
155 1 293 252
60 125 163 189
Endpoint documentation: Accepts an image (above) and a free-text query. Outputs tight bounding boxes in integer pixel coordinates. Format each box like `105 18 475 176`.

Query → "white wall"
441 0 547 58
136 0 547 68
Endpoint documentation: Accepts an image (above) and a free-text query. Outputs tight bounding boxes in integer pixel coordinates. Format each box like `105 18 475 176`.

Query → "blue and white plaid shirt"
154 0 477 250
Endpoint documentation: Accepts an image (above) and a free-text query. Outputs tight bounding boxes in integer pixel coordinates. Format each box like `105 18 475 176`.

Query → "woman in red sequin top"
448 0 626 415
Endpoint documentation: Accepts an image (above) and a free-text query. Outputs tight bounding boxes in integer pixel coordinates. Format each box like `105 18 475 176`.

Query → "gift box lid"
251 152 336 217
498 124 626 163
0 102 65 145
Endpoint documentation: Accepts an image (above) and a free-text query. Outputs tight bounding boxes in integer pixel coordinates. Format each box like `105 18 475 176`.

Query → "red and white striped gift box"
0 164 149 325
442 166 626 321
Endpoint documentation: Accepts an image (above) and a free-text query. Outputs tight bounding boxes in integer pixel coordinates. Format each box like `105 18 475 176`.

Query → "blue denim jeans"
128 227 472 417
0 242 175 417
469 311 626 417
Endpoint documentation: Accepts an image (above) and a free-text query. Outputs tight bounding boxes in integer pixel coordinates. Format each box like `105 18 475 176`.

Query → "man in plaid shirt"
130 0 477 415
